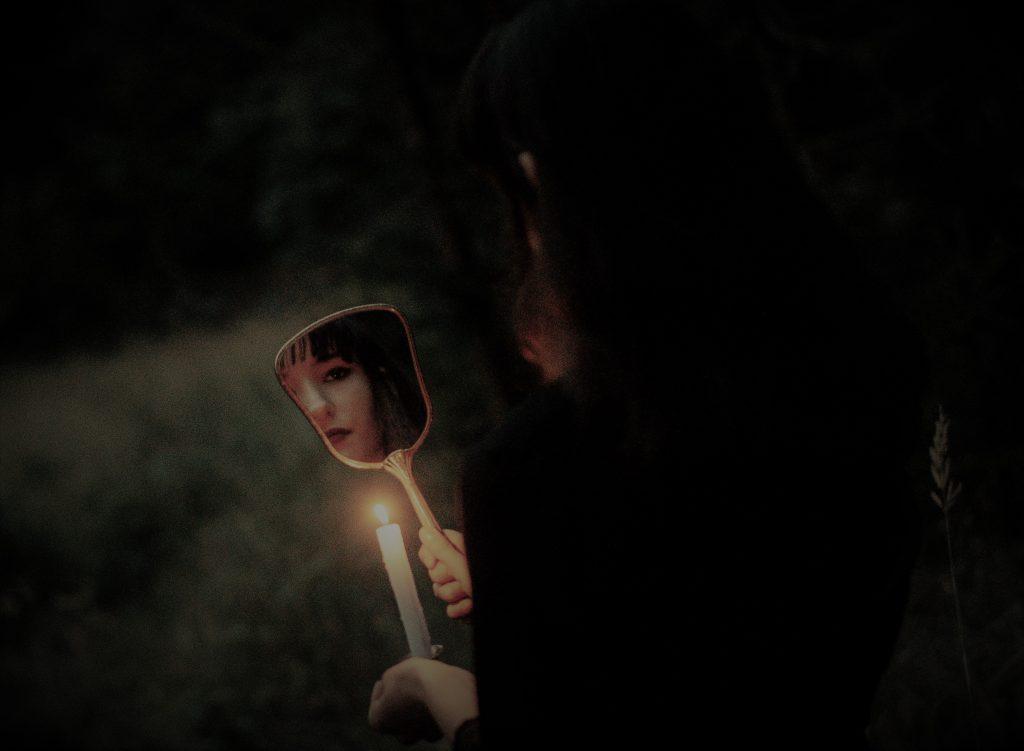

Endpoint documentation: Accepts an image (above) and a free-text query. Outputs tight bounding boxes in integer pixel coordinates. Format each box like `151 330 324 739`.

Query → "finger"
433 580 468 603
419 528 472 596
418 544 438 570
447 598 473 619
427 562 455 585
443 529 465 553
368 690 384 729
417 530 462 569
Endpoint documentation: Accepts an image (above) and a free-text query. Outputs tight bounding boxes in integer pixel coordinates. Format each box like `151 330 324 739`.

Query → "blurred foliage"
1 2 497 748
747 4 1024 747
0 318 483 749
2 0 1022 749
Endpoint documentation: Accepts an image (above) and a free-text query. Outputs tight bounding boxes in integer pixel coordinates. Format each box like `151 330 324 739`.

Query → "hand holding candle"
374 504 433 658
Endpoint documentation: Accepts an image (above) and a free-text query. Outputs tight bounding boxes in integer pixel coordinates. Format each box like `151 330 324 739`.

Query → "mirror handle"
382 450 444 534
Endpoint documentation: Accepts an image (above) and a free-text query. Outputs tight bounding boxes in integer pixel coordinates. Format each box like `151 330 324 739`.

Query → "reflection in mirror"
275 308 429 465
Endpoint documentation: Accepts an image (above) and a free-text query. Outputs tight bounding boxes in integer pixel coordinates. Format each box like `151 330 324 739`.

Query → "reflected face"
276 307 432 468
283 353 385 463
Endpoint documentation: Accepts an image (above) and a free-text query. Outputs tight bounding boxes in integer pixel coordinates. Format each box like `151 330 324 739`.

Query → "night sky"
2 2 1022 749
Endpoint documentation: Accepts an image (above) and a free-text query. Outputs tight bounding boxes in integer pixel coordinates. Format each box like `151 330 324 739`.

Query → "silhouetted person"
369 2 924 748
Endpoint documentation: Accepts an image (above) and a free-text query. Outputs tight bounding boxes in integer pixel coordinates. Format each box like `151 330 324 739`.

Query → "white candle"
374 504 432 658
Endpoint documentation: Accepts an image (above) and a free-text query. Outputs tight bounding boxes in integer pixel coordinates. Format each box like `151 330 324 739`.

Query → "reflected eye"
323 366 351 383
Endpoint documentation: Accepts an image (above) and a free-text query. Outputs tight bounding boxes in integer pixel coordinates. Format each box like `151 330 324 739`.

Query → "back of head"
458 0 868 450
457 4 925 746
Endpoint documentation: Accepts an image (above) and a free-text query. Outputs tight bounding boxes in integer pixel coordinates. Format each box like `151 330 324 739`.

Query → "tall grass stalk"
929 405 979 749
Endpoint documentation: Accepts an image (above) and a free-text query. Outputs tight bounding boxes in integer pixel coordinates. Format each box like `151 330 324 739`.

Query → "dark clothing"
453 717 482 751
458 258 923 749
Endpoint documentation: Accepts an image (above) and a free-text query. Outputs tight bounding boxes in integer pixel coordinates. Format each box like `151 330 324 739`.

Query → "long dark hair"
455 5 927 742
456 0 910 458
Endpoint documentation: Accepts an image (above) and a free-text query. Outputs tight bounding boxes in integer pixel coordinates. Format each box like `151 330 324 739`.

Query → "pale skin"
283 350 386 463
369 151 577 744
418 527 473 619
513 151 579 383
368 657 479 745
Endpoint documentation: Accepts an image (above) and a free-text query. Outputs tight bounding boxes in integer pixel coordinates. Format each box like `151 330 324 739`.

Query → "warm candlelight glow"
373 501 433 657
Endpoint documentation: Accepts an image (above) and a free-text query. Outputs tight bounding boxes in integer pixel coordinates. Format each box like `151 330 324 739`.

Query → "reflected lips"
325 427 351 446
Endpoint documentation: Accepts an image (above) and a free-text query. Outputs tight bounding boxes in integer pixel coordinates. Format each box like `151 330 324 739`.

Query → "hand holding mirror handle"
274 304 444 536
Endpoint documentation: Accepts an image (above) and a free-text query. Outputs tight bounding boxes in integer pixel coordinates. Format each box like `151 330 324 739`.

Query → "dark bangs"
277 320 358 373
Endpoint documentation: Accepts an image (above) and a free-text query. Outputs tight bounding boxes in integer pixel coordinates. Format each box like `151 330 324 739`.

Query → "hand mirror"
275 305 442 533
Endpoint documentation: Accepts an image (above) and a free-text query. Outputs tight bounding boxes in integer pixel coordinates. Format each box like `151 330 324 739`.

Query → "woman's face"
284 351 386 463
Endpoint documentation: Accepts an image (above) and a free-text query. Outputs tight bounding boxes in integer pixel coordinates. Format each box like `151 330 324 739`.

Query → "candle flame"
373 504 389 525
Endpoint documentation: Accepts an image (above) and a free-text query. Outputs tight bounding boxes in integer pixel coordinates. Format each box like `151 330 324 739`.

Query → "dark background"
2 1 1022 748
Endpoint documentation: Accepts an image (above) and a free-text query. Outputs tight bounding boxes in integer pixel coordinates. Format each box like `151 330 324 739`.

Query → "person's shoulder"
464 382 576 473
458 382 588 507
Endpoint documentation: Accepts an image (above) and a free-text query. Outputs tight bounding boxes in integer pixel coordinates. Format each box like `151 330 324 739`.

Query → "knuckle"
447 598 472 618
430 563 450 582
440 583 466 602
417 545 434 567
445 530 464 548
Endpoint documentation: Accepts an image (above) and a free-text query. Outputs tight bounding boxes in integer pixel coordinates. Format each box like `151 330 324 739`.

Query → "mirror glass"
275 306 430 466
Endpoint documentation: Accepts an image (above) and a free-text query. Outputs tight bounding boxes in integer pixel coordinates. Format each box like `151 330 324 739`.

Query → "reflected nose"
298 379 333 426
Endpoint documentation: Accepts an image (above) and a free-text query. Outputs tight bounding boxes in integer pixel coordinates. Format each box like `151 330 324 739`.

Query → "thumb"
419 527 472 596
